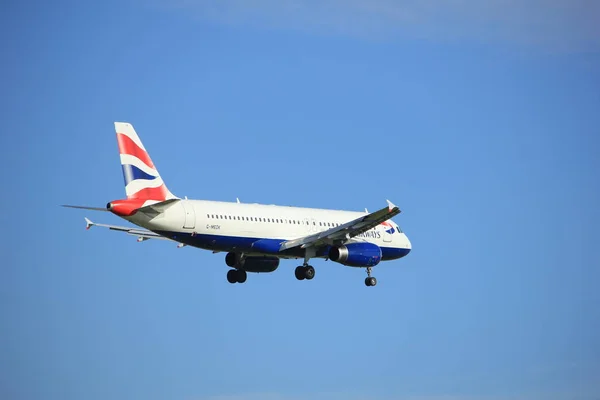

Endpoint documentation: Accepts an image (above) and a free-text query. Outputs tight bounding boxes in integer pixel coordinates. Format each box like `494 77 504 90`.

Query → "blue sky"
1 1 599 399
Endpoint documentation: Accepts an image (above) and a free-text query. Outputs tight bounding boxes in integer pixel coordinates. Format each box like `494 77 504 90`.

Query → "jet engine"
225 252 280 272
328 242 382 267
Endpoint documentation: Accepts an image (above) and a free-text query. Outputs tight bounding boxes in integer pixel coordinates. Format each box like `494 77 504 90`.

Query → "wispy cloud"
190 392 376 400
157 0 600 52
191 391 600 400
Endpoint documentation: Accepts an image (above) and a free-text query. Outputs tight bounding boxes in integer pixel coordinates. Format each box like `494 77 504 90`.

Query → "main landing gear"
295 249 316 281
365 267 377 287
295 264 315 280
227 269 247 284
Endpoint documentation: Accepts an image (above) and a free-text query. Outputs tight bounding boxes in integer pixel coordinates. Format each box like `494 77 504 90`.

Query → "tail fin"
114 122 178 201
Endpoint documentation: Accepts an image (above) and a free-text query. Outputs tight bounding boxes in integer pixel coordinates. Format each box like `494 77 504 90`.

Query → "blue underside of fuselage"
154 230 411 261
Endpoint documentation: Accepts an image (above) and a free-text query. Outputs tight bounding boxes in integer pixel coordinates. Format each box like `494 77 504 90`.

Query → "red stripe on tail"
117 133 155 169
128 185 168 201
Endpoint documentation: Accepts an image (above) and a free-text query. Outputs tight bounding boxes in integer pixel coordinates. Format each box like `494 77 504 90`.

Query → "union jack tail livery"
115 122 178 201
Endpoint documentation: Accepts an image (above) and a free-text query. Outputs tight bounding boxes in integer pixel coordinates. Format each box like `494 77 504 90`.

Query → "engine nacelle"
225 253 280 273
328 243 382 267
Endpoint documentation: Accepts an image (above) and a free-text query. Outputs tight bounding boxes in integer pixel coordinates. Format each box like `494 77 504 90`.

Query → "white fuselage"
125 199 411 261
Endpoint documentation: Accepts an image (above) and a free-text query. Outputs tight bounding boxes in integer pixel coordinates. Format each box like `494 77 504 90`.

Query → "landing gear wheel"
227 269 247 284
236 269 247 283
295 266 305 280
304 265 315 280
227 269 237 284
365 277 377 287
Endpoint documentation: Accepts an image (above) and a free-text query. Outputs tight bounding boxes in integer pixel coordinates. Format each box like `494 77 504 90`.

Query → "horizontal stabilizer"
83 217 171 241
62 204 108 212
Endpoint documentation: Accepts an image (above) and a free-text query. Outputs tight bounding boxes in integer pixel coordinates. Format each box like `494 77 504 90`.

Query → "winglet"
386 199 395 210
85 217 94 230
386 199 400 212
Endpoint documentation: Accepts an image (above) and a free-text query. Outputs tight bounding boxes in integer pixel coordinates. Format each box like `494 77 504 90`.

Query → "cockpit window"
396 225 403 233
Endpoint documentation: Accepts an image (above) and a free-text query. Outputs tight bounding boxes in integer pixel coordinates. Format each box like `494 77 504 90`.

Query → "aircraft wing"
279 200 401 251
83 217 172 242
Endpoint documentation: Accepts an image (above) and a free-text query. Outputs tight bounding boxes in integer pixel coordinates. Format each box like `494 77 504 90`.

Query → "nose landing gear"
365 267 377 287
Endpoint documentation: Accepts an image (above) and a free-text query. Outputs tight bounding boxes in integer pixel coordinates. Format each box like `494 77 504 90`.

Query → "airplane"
63 122 412 286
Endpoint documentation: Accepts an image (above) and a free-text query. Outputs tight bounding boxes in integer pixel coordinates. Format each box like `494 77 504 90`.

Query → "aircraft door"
304 218 311 233
182 200 196 229
382 227 392 243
